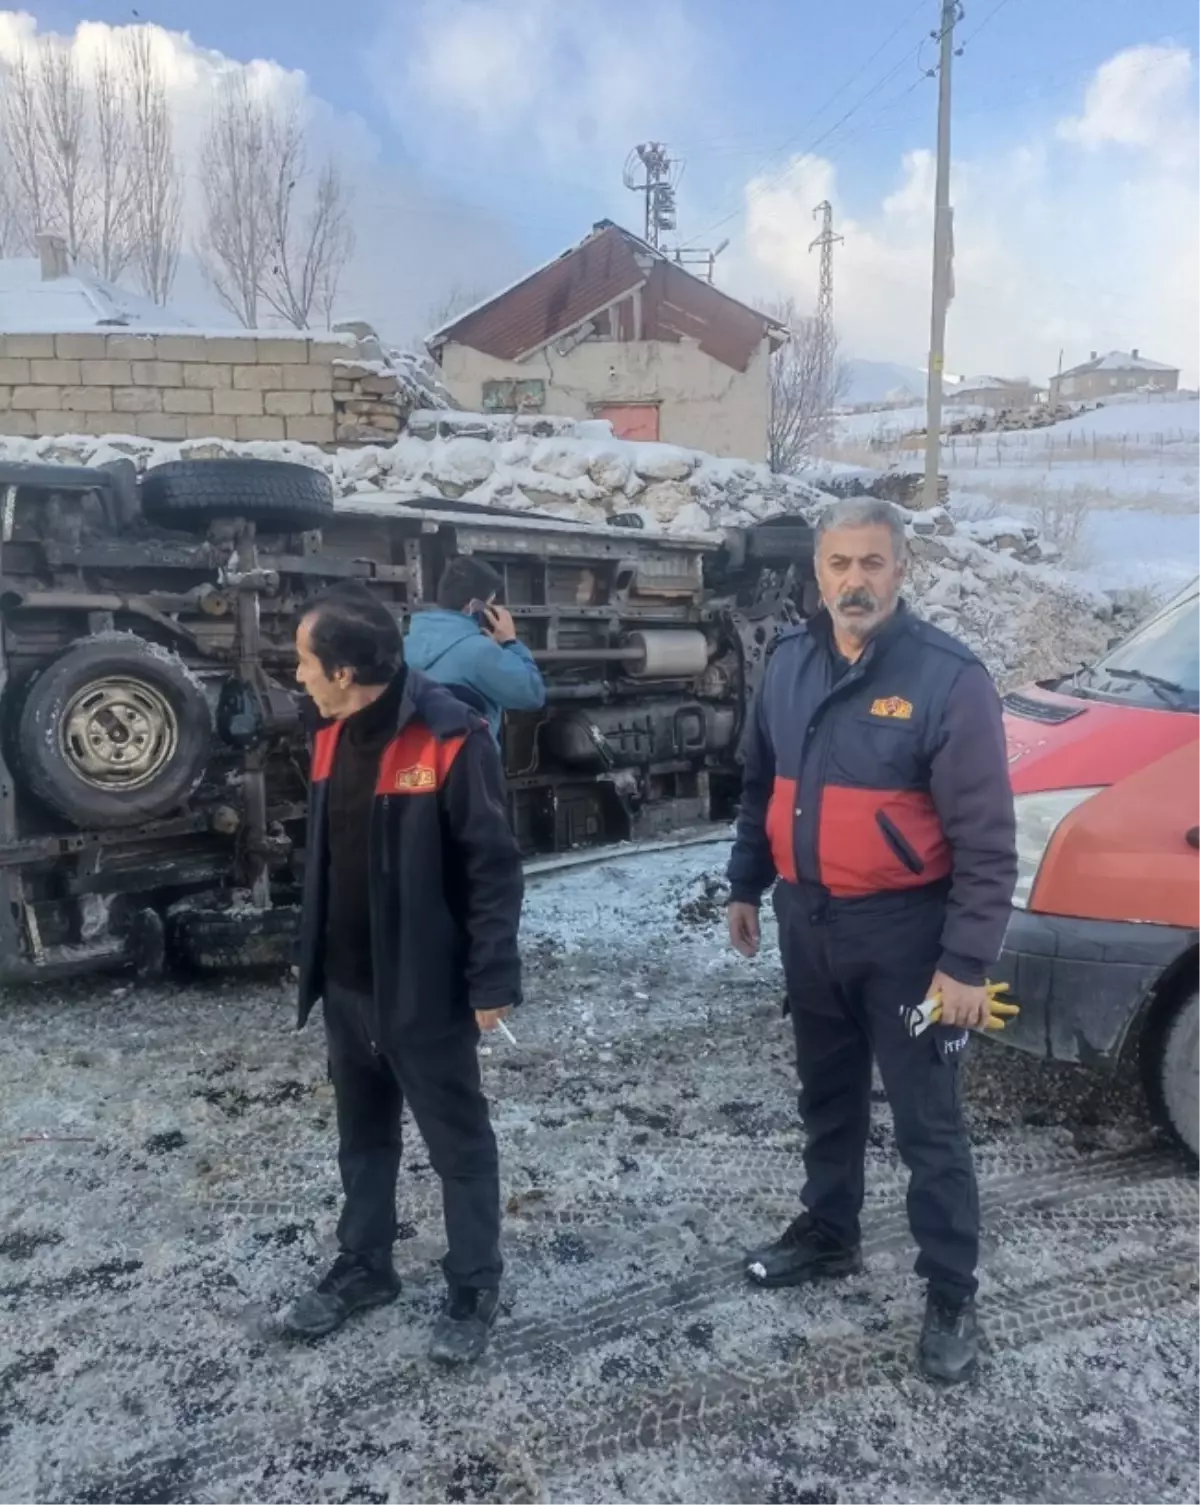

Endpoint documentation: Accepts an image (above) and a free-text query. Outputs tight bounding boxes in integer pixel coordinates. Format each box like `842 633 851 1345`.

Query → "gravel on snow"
1 845 1196 1504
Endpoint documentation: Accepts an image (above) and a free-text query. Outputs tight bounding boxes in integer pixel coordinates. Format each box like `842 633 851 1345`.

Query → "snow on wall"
0 411 1122 686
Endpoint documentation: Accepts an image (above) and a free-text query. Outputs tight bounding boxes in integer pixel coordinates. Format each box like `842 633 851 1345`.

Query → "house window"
482 378 546 413
594 403 660 442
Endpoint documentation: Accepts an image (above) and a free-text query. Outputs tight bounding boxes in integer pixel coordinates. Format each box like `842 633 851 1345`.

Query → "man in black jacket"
727 499 1017 1384
282 583 523 1365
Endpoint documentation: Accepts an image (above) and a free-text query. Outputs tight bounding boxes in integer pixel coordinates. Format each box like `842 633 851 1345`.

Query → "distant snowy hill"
842 357 927 407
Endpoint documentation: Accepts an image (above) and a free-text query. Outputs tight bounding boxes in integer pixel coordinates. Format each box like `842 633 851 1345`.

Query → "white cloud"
380 0 700 182
0 9 526 342
1058 44 1193 154
3 13 1192 385
731 47 1199 386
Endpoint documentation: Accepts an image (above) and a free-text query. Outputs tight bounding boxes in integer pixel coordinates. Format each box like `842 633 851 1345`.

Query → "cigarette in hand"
496 1018 518 1046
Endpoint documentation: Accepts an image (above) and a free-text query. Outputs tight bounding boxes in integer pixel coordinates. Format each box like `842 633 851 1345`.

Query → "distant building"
426 220 787 462
1049 350 1179 405
946 375 1041 410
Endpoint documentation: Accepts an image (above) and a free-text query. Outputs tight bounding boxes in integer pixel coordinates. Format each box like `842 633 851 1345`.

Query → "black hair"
436 555 504 612
302 581 403 685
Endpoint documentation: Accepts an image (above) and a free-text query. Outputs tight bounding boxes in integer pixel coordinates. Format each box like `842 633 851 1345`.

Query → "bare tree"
197 88 354 330
1 50 47 252
35 43 93 262
88 48 137 282
304 162 355 328
1 41 124 272
425 282 488 335
0 146 22 257
124 27 182 305
196 75 272 326
258 111 354 330
760 296 850 473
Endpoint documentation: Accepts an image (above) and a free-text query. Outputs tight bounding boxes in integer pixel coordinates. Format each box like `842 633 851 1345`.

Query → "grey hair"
815 497 907 558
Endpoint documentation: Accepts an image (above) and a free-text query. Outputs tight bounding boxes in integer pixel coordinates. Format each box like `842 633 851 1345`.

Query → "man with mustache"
727 498 1016 1383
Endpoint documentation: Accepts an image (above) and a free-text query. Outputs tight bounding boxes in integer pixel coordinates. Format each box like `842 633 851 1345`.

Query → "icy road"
1 846 1196 1504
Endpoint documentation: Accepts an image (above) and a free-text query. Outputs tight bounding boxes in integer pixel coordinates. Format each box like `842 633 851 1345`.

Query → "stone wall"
0 330 414 447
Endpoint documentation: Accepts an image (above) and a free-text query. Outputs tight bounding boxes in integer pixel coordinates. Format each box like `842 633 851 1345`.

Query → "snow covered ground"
830 395 1199 594
2 844 1196 1504
954 502 1197 595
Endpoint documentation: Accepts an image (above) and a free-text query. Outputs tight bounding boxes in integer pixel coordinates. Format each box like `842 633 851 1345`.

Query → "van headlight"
1013 788 1103 909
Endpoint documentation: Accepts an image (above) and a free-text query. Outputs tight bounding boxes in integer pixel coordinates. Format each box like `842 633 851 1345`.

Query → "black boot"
280 1251 401 1341
428 1285 500 1366
919 1288 979 1383
744 1212 863 1288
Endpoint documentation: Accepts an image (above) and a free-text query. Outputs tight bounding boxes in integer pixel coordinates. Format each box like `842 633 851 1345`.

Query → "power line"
733 0 929 182
958 0 1015 47
695 51 927 242
699 0 977 263
689 6 933 243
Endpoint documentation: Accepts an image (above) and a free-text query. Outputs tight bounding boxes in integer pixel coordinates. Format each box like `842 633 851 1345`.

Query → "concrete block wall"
0 331 408 448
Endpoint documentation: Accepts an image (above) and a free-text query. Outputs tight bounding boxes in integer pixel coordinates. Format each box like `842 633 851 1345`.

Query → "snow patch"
0 415 1132 685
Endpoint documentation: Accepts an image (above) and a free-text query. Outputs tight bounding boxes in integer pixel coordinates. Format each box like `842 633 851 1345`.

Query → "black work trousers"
323 982 503 1290
774 880 979 1299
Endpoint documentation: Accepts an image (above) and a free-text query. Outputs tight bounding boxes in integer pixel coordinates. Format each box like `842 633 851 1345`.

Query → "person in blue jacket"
726 498 1017 1387
406 557 545 742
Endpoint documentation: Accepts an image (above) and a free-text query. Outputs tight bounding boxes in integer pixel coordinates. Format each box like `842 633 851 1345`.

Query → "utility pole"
922 0 960 510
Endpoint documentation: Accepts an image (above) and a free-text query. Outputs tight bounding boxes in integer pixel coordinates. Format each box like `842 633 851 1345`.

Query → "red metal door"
595 403 660 442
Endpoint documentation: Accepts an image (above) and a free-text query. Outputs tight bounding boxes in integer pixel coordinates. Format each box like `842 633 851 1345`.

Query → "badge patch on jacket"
870 696 914 720
393 764 437 791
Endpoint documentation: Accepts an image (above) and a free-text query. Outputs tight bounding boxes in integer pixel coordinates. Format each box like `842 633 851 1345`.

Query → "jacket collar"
809 598 911 672
310 666 481 746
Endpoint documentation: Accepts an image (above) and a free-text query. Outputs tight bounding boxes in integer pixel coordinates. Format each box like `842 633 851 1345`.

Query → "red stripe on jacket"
766 775 799 883
375 726 466 794
310 720 465 793
312 723 341 782
818 785 951 897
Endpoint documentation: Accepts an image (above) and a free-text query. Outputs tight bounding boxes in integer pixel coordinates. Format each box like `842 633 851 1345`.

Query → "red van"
994 579 1199 1156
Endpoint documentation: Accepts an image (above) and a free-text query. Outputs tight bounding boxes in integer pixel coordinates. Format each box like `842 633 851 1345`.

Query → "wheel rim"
59 677 179 792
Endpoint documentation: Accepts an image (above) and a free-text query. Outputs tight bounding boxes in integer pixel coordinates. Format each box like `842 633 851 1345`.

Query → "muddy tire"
15 636 213 828
140 459 334 532
1154 990 1199 1160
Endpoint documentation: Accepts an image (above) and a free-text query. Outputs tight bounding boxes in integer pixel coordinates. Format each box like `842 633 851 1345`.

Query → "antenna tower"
623 143 678 249
622 144 728 281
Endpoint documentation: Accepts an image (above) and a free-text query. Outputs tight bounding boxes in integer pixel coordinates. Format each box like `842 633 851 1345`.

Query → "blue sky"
8 1 1200 376
30 0 1197 235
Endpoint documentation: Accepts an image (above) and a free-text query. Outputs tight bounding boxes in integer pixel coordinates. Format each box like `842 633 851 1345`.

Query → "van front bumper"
992 908 1195 1065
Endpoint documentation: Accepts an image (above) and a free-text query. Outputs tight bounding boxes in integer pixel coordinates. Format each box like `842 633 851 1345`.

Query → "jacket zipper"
805 657 866 886
876 810 925 874
366 794 389 1052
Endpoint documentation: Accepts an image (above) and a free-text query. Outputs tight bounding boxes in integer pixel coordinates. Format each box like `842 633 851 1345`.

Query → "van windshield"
1069 588 1199 713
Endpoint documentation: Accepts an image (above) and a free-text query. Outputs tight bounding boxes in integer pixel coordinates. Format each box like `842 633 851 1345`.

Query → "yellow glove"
902 981 1019 1038
931 980 1019 1031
